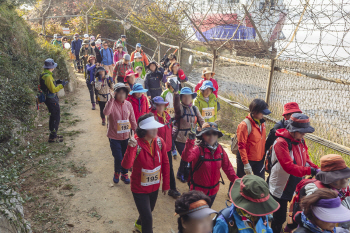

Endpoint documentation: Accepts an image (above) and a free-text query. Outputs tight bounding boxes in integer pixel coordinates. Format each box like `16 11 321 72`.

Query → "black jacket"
265 119 286 151
93 47 102 63
144 68 164 98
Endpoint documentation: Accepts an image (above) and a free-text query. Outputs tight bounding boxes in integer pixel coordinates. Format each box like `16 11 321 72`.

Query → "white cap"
139 116 164 130
84 34 89 38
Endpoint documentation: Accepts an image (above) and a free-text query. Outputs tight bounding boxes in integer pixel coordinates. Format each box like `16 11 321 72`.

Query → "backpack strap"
156 137 162 151
243 118 252 136
134 144 142 161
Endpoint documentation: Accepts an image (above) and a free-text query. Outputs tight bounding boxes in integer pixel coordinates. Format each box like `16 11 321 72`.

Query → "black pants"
209 194 217 208
175 141 189 179
167 151 176 190
271 195 289 233
133 190 159 233
117 76 124 83
45 96 60 140
75 57 82 70
86 82 96 104
98 101 106 119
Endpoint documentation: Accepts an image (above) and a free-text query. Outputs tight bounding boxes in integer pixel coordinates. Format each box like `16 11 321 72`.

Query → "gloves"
244 163 253 175
169 79 179 92
188 130 196 140
305 183 318 196
62 80 68 87
310 167 320 177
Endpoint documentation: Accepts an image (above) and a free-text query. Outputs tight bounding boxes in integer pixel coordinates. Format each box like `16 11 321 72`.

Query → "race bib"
166 107 175 117
117 120 130 133
202 107 215 119
141 165 161 186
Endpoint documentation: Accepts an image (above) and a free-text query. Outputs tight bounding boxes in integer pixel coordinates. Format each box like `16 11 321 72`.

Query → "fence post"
178 42 183 64
42 15 46 35
85 14 89 35
265 58 276 105
157 40 161 63
211 49 217 72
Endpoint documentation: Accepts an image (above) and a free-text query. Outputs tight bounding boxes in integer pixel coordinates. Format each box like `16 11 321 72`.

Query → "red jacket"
182 138 238 196
126 94 150 122
121 136 170 194
194 76 219 98
151 109 172 152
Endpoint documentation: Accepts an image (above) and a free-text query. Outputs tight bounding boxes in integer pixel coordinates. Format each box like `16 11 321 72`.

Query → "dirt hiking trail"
59 71 237 233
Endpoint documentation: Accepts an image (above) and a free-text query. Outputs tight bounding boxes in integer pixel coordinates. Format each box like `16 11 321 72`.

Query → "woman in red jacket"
151 96 181 199
181 122 238 206
126 83 149 122
121 113 170 233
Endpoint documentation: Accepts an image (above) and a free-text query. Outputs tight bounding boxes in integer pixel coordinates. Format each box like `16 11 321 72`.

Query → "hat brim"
199 86 216 92
261 109 272 115
130 89 148 94
230 179 280 216
114 84 131 92
140 120 164 130
196 128 223 138
180 93 197 99
312 205 350 223
203 71 215 76
43 63 58 69
126 73 139 78
282 110 302 116
286 124 315 133
187 207 217 219
316 167 350 184
154 101 169 106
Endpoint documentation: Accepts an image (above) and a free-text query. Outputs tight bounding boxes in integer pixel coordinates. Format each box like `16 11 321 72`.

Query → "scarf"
197 141 218 155
301 213 335 233
157 112 168 124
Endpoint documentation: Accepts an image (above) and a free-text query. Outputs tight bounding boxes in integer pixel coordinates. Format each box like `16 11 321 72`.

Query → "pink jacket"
103 98 137 140
114 51 126 65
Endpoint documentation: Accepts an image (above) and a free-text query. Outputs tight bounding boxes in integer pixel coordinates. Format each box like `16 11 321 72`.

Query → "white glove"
244 163 253 175
305 183 319 196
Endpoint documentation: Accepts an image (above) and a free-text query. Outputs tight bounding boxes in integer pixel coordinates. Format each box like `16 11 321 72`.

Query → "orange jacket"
130 50 149 66
236 114 266 164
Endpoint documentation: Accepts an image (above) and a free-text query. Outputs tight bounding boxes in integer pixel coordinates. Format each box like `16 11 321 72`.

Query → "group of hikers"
39 32 350 233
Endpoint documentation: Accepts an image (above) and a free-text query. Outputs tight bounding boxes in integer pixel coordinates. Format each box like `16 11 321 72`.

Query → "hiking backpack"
100 47 113 60
213 202 236 233
230 118 252 155
134 137 163 161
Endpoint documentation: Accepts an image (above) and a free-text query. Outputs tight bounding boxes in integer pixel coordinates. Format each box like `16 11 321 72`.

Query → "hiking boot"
92 103 96 110
176 171 186 183
134 220 142 233
113 172 120 183
102 118 106 126
168 189 181 199
121 173 130 184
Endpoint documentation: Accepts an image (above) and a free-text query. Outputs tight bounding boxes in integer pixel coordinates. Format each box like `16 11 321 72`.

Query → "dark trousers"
175 141 189 179
133 190 159 233
86 82 96 104
109 138 129 174
117 76 124 83
75 57 82 70
271 195 289 233
209 194 217 208
98 101 106 119
167 151 176 190
45 96 60 139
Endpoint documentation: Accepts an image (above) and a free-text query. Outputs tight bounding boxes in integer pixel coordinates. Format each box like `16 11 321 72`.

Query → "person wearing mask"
150 96 181 199
40 59 68 142
86 55 97 110
131 52 146 79
269 113 319 233
265 102 302 151
61 36 68 48
236 99 271 179
182 122 238 206
194 80 218 123
194 67 219 98
213 175 280 233
144 61 165 99
114 35 127 52
95 66 113 126
175 190 217 233
90 35 95 43
126 83 149 122
285 154 350 232
79 39 95 79
95 39 102 50
170 81 205 183
90 42 102 65
100 41 114 76
163 62 187 89
113 43 126 65
130 43 149 66
71 33 83 73
113 54 132 83
124 69 138 90
103 83 137 184
121 113 170 233
294 189 350 233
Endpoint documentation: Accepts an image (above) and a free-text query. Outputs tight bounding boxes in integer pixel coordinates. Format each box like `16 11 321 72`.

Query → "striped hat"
316 154 350 184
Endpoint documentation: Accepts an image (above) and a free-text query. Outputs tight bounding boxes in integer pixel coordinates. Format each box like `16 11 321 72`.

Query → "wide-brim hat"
139 116 164 130
43 58 58 69
147 61 158 70
180 87 197 99
199 80 216 92
230 175 280 216
283 102 302 116
134 52 143 59
96 66 106 74
113 83 131 92
121 35 126 38
152 96 169 106
202 67 215 76
116 43 123 48
286 113 315 133
74 33 79 37
312 197 350 223
82 39 90 45
316 154 350 184
129 83 148 95
196 122 223 138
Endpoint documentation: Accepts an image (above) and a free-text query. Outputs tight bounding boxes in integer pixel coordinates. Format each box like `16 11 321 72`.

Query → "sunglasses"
204 131 219 136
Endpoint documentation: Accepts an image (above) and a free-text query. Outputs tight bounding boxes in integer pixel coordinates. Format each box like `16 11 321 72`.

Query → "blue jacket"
100 48 114 66
71 39 83 57
86 64 96 84
213 205 273 233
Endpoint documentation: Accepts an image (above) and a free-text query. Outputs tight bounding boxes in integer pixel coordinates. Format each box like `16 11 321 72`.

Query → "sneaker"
113 172 120 184
92 103 96 110
102 119 106 126
168 189 181 199
121 173 130 184
134 220 142 233
176 171 186 183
